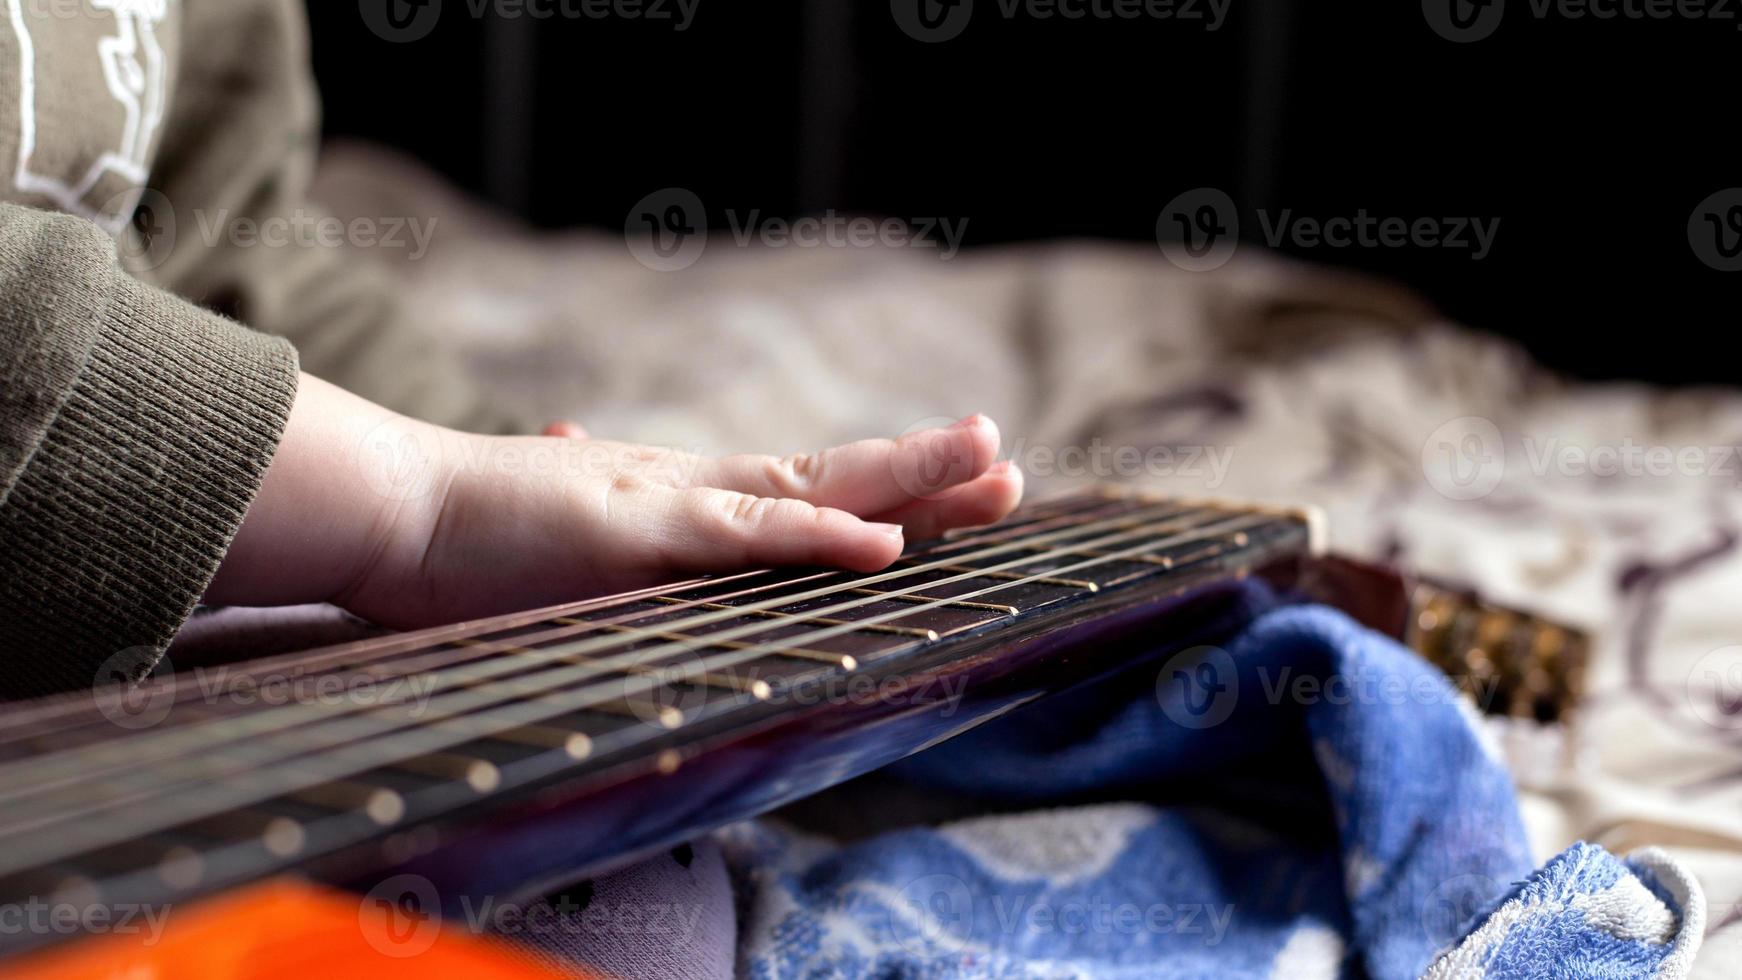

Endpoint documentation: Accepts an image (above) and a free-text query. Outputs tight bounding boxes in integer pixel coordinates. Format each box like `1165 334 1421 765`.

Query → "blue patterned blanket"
709 606 1706 979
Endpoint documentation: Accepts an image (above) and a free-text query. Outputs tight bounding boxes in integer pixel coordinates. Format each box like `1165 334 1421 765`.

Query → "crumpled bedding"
296 144 1741 973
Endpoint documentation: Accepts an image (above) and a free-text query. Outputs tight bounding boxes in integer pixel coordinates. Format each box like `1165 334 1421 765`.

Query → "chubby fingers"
695 415 1003 517
646 485 906 573
870 461 1024 542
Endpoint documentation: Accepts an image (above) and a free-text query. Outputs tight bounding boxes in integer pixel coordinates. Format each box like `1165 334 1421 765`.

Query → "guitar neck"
0 490 1320 950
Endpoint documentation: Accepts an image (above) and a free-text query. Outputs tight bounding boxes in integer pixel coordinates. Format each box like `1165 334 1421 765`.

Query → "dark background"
310 1 1736 384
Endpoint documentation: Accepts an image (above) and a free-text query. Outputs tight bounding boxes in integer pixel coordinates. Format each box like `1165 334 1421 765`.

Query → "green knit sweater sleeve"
0 204 299 701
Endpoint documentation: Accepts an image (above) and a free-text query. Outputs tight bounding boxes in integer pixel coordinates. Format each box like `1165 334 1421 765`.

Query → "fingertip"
986 459 1025 513
955 414 1003 474
543 421 589 439
843 520 906 571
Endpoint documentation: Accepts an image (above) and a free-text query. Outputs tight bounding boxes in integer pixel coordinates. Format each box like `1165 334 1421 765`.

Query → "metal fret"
390 752 501 793
1012 543 1176 567
177 808 306 857
844 587 1019 616
490 723 594 760
449 637 687 727
558 619 859 670
899 562 1102 593
481 628 776 700
648 597 941 641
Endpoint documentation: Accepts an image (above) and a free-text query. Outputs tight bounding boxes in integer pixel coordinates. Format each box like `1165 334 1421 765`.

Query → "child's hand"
207 376 1023 628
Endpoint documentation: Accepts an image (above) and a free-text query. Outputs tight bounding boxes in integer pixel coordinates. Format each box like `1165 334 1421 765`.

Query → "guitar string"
0 501 1268 856
0 499 1221 829
0 493 1122 743
0 508 1293 880
0 505 1256 836
0 496 1137 795
0 495 1185 796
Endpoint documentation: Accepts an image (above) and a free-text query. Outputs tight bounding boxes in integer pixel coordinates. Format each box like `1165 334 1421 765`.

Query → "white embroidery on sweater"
7 0 168 232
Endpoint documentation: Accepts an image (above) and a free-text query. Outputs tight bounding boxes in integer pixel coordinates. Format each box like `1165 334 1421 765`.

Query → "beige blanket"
309 144 1742 971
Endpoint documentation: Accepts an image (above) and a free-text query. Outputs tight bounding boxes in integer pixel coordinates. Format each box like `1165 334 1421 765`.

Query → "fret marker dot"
565 733 593 760
159 847 204 890
465 760 501 794
263 817 305 858
367 789 406 825
839 655 858 671
656 749 682 775
50 876 100 908
749 680 772 700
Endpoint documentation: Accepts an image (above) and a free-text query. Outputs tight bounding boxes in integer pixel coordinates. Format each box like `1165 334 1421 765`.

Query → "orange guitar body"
2 881 584 980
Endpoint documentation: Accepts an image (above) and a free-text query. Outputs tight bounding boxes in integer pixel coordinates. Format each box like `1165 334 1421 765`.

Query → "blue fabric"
718 606 1703 979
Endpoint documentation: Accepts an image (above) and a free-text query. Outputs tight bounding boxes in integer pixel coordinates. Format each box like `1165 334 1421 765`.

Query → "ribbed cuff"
0 274 298 700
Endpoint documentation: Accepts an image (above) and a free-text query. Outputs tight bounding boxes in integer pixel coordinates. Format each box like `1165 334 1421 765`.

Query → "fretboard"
0 489 1318 949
